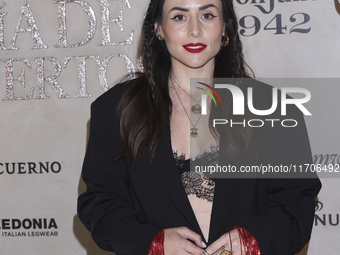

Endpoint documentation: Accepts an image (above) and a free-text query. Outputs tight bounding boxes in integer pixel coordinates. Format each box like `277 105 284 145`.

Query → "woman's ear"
154 22 163 38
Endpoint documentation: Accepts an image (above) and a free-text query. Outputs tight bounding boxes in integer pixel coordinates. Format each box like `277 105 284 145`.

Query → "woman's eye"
172 15 186 21
202 13 216 19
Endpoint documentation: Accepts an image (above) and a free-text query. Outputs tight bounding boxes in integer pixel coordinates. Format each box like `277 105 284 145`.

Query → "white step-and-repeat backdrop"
0 0 339 254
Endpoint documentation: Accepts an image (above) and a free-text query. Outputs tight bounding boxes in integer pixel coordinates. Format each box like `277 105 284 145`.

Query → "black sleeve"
77 91 161 255
240 105 321 255
241 178 320 255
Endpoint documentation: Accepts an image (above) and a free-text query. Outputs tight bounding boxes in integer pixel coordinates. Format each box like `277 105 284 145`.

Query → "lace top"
173 144 219 203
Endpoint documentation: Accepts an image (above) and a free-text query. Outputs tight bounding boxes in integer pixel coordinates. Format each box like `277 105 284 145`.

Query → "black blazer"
77 81 321 255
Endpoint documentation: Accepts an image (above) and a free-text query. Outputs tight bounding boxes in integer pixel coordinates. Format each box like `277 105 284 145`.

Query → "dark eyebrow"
199 4 218 11
168 7 189 13
168 4 218 14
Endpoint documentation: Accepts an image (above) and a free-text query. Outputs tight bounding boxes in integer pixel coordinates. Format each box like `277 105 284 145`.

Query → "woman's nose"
188 18 202 37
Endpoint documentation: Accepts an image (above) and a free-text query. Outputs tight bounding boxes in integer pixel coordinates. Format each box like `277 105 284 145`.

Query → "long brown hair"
118 0 253 165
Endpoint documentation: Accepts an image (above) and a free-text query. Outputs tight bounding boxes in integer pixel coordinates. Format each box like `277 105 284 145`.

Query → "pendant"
191 104 201 114
191 127 198 137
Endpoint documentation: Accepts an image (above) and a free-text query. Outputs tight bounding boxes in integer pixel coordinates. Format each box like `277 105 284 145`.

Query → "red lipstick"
183 43 207 53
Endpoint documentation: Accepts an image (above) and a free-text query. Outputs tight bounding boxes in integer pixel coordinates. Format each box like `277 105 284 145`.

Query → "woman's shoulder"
243 78 275 101
92 74 146 110
88 79 135 129
92 80 130 110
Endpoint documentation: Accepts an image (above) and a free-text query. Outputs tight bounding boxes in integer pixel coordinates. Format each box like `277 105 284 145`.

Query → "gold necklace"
171 78 202 138
171 78 202 114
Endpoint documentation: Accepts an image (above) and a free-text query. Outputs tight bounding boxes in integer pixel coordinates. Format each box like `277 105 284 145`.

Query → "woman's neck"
170 60 215 92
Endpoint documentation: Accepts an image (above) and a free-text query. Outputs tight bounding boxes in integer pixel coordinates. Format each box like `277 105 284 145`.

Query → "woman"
77 0 321 254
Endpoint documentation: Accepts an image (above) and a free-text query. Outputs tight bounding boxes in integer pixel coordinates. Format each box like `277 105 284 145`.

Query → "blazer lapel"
208 178 242 243
151 123 202 235
208 142 260 243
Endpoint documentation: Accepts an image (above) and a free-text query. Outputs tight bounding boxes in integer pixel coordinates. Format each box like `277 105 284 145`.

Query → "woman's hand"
203 228 245 255
164 227 206 255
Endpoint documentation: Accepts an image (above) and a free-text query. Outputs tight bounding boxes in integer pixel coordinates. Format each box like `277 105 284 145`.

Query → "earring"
157 34 164 41
221 35 229 47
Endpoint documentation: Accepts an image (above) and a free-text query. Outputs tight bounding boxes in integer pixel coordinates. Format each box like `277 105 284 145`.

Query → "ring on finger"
220 247 232 255
203 251 211 255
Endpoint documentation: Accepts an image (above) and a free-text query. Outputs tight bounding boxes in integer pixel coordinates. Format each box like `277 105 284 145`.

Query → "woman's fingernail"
202 241 207 248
